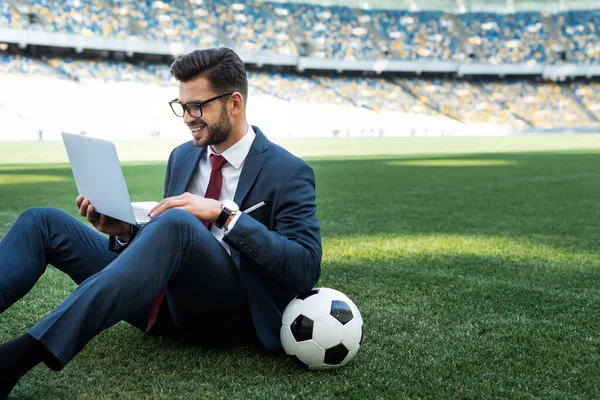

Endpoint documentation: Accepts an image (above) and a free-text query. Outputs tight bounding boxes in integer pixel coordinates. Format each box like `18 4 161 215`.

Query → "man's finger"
86 204 101 225
149 195 182 215
76 196 83 208
97 213 108 232
149 197 169 215
150 199 186 217
79 198 90 217
151 199 184 217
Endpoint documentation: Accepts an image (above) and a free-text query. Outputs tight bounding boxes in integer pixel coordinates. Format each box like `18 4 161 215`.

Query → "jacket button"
252 251 259 257
238 240 245 245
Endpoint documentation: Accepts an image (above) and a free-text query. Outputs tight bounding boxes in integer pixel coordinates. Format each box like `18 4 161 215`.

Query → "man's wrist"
116 224 132 242
212 201 223 222
223 214 235 231
215 200 240 229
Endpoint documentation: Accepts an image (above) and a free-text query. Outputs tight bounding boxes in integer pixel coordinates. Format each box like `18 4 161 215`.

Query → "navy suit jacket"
113 126 322 354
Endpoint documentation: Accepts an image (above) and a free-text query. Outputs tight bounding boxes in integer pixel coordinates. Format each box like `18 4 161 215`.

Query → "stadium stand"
111 0 219 46
401 79 528 127
0 54 57 76
1 1 600 140
209 0 297 55
554 10 600 64
267 2 379 59
311 76 439 117
0 55 183 141
365 10 463 61
26 0 128 38
45 57 163 83
483 81 598 128
0 0 26 29
571 81 600 120
459 12 552 64
0 55 64 141
249 72 354 106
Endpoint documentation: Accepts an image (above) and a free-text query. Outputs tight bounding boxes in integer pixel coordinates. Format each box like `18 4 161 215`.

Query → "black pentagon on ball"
330 300 353 325
324 343 349 365
296 289 319 300
290 315 314 342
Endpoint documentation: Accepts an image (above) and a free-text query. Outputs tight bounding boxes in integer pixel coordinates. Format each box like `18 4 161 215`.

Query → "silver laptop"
62 132 158 225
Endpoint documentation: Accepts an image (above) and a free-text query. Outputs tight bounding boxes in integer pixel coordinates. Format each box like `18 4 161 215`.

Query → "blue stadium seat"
459 12 550 64
266 2 378 60
554 10 600 64
365 10 462 61
0 1 26 29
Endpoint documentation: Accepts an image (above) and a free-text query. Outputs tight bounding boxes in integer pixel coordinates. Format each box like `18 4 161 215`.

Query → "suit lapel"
175 145 205 195
234 127 268 208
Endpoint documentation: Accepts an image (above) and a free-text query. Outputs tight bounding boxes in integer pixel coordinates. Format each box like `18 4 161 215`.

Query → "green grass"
1 136 600 399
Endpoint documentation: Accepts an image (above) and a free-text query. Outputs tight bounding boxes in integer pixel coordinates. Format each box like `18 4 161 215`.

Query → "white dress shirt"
186 126 256 255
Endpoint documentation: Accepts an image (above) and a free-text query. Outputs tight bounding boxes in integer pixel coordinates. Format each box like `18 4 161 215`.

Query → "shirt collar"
207 125 256 169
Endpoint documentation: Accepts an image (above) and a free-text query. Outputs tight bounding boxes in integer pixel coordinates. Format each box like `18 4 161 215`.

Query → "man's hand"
76 196 131 241
149 192 221 222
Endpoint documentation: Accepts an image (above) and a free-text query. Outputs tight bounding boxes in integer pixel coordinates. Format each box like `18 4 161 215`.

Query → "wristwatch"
215 200 239 229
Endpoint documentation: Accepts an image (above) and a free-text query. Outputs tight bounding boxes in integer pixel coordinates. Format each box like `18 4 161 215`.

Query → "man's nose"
183 110 196 125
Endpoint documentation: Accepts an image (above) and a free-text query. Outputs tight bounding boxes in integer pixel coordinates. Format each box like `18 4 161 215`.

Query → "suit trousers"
0 207 255 370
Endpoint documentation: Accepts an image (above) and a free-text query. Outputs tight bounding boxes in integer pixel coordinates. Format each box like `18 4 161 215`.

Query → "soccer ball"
280 288 363 370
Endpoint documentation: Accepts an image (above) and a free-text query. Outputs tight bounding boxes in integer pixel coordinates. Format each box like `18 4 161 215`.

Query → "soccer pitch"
1 135 600 399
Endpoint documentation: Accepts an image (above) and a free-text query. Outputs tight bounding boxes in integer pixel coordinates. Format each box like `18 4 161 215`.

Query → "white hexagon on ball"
280 325 296 356
312 315 344 349
341 317 363 351
295 340 325 368
300 293 331 321
318 288 350 302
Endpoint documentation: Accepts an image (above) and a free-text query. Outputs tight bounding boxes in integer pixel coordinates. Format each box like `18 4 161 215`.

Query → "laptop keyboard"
132 205 151 223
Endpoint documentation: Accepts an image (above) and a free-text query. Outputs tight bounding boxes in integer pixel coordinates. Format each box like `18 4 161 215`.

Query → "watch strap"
215 208 231 229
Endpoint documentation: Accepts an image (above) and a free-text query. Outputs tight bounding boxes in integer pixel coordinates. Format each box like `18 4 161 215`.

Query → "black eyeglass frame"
168 92 234 118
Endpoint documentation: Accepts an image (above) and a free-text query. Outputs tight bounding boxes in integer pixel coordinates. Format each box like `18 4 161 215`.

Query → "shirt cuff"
224 212 242 234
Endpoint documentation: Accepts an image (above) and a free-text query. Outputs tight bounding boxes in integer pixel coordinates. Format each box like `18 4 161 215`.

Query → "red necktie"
146 153 228 332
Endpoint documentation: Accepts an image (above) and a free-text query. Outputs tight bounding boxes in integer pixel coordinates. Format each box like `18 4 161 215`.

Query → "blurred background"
0 0 600 141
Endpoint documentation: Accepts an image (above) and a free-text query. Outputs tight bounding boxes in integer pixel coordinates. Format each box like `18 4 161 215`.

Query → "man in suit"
0 47 322 398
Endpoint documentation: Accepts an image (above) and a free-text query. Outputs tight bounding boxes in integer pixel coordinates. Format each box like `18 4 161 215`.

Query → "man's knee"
149 209 200 232
18 207 69 230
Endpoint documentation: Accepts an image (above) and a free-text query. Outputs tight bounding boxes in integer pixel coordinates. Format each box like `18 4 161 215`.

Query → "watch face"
223 199 239 213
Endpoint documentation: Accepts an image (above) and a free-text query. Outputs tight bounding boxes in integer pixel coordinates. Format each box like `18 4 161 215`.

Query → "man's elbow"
294 249 321 294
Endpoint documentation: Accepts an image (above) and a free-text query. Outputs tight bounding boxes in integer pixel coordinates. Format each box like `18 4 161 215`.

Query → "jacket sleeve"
108 150 175 254
108 224 142 253
223 162 322 294
163 150 174 199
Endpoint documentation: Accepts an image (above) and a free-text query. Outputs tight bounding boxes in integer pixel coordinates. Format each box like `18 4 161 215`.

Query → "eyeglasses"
168 92 233 118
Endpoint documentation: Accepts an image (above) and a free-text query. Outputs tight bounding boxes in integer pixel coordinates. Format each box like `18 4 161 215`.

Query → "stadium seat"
571 82 600 120
554 10 600 64
483 81 597 128
365 10 462 61
205 0 297 55
459 12 551 64
0 1 26 29
266 2 378 60
401 79 528 127
24 0 130 38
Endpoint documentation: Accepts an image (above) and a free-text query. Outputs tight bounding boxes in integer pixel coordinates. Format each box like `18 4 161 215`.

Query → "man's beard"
194 102 231 147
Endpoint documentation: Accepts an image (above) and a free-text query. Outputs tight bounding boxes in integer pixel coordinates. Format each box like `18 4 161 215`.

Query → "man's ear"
230 92 244 116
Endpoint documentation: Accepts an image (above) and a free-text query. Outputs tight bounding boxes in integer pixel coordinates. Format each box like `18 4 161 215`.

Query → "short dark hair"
170 47 248 105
